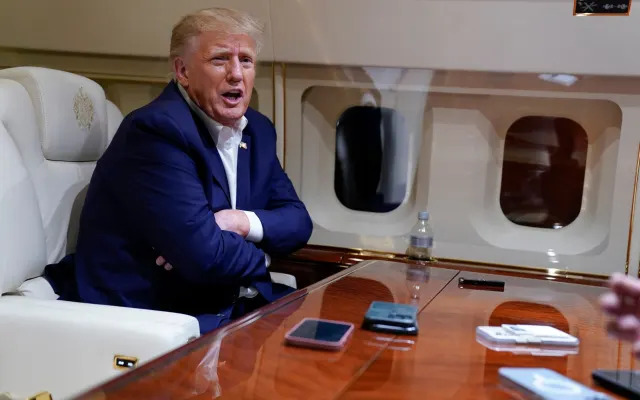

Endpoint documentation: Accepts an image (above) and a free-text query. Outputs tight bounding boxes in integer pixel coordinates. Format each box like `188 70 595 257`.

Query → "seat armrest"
270 271 297 289
0 296 199 399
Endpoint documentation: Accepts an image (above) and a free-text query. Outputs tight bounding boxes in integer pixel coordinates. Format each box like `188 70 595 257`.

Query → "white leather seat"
0 66 296 290
0 69 199 399
0 66 295 398
0 67 122 265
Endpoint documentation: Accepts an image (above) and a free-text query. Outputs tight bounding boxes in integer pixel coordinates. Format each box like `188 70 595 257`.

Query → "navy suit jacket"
65 82 312 332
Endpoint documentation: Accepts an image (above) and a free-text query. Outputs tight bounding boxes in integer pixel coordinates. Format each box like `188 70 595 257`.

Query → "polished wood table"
75 260 632 399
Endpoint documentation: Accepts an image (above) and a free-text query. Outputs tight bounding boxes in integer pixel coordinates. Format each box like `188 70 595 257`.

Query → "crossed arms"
106 112 312 285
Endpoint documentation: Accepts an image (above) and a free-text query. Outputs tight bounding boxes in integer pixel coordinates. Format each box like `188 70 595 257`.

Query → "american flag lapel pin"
239 141 247 150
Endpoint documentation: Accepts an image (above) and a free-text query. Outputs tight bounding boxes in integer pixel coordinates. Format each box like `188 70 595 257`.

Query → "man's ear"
173 57 189 87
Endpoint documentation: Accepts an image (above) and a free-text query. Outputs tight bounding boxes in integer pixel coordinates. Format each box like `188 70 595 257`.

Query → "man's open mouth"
222 90 243 101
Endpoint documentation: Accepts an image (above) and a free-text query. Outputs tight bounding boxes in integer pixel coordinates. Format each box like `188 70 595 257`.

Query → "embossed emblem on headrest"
73 87 94 131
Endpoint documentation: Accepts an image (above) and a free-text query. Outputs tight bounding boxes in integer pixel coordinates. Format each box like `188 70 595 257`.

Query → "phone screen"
593 370 640 399
289 319 352 342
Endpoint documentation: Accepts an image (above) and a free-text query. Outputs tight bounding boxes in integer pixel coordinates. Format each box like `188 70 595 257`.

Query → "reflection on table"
74 260 631 400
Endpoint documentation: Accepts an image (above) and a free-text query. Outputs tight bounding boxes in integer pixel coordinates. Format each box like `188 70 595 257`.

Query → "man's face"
175 31 256 126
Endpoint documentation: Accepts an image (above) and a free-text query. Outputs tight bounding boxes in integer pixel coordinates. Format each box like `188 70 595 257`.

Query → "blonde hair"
170 7 264 61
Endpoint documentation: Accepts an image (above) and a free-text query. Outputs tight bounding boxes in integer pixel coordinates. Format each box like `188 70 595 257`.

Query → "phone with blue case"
499 368 611 400
362 301 418 335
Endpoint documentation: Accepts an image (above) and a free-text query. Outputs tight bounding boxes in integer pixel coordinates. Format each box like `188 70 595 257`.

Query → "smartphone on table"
592 369 640 400
284 317 354 351
361 301 419 335
499 368 611 400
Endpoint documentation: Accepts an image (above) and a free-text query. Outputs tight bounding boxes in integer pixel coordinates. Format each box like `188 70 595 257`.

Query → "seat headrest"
0 67 108 161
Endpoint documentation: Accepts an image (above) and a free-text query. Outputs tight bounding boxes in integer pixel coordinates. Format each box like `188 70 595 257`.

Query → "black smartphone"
362 301 418 335
592 369 640 400
458 277 505 291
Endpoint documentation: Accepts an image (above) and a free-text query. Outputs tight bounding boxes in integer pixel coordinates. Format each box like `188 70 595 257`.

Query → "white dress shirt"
178 84 267 298
177 84 263 242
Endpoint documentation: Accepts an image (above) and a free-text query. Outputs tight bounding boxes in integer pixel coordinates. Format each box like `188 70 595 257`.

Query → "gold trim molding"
303 245 611 282
628 142 640 276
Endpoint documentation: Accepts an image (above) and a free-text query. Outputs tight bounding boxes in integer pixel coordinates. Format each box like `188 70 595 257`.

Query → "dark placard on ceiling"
574 0 631 15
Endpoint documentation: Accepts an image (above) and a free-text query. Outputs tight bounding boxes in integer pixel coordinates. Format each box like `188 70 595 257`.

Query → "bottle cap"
418 211 429 220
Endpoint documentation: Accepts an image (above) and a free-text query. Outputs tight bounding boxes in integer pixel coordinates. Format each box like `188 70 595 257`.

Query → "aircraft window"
334 106 407 213
500 116 588 229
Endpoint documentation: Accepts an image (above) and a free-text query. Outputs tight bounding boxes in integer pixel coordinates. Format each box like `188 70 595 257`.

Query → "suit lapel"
208 145 232 205
235 133 251 210
192 114 231 205
163 81 232 205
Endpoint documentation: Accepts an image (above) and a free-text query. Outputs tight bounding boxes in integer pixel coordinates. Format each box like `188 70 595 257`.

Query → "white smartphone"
476 333 578 356
499 368 611 400
476 324 579 346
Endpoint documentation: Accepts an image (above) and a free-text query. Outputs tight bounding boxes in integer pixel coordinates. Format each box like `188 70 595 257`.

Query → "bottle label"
410 236 433 248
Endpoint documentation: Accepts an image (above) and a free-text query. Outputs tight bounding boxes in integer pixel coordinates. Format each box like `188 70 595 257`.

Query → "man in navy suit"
52 8 312 334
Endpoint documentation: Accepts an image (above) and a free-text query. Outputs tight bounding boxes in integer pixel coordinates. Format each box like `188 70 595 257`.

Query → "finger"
213 213 230 231
600 292 621 313
619 314 640 331
633 341 640 358
606 321 638 342
599 292 640 316
606 318 640 342
608 272 627 288
609 274 640 299
164 262 173 271
156 256 166 266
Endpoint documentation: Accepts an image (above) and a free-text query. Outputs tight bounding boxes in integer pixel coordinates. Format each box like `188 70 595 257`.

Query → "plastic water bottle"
406 265 430 301
406 211 434 261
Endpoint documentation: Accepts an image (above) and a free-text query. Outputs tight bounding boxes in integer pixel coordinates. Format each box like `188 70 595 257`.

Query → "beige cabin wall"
1 1 640 75
0 1 274 60
270 0 640 75
282 64 640 277
0 0 276 119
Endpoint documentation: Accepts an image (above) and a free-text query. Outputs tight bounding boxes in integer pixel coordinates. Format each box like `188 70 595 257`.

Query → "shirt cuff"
243 211 264 243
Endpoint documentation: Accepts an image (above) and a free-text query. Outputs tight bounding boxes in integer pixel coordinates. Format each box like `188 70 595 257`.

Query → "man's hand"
156 255 173 271
600 272 640 357
214 209 250 238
